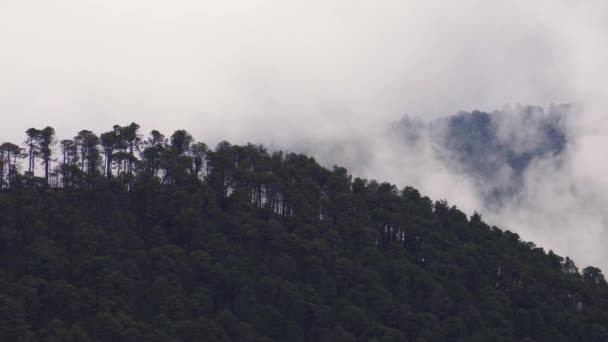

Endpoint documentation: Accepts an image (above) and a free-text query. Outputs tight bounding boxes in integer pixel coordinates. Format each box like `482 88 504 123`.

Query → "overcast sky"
2 1 608 269
2 1 597 142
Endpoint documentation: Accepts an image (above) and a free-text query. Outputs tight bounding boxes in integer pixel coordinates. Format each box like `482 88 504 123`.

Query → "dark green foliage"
0 125 607 341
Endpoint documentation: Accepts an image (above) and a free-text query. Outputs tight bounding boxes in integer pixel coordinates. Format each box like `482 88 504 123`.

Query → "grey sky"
2 1 608 269
1 1 584 141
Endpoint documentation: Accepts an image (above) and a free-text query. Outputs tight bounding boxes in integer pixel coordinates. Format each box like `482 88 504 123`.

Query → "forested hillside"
1 124 607 341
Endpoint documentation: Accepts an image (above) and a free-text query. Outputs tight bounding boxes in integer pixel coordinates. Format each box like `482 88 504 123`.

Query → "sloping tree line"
2 124 345 223
1 124 607 341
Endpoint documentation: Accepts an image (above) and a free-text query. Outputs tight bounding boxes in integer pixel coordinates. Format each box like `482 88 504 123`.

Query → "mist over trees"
283 104 570 209
0 123 607 341
393 104 569 205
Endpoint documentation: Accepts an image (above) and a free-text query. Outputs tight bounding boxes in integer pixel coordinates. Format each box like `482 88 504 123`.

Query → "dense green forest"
1 124 607 341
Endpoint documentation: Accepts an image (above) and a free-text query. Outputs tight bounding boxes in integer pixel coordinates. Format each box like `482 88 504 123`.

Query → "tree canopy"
0 124 606 341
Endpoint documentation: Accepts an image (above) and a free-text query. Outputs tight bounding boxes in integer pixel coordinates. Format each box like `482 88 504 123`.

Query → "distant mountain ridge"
391 104 571 205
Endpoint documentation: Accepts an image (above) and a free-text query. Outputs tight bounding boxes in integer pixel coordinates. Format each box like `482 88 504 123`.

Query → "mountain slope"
0 130 606 341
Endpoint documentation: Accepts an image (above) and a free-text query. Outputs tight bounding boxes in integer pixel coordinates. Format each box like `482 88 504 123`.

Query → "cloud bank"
1 1 608 269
